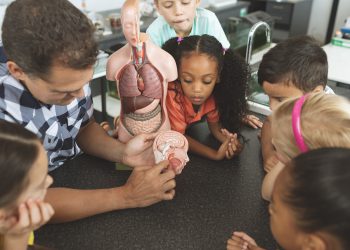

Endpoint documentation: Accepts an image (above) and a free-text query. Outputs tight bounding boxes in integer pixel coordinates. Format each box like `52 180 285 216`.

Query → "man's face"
262 80 304 111
155 0 200 37
19 64 93 106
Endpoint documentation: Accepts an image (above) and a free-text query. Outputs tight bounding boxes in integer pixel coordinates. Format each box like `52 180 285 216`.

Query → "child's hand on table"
220 129 243 159
243 115 263 129
227 231 263 250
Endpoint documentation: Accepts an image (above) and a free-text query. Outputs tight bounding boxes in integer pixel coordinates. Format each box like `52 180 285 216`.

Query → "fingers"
16 203 30 232
38 202 54 224
141 132 157 141
226 142 237 159
163 189 176 201
233 232 257 246
0 215 17 234
264 155 280 172
27 200 42 228
10 200 54 235
227 236 248 250
225 134 243 159
162 178 176 192
244 115 263 129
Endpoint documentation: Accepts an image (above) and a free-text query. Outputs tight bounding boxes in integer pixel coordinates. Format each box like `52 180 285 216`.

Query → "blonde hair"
271 93 350 159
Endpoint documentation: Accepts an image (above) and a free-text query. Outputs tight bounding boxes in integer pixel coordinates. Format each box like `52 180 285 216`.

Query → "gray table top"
36 123 276 250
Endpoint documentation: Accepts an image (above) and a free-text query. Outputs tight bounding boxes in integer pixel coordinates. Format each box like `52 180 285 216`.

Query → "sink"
247 71 271 116
245 43 276 116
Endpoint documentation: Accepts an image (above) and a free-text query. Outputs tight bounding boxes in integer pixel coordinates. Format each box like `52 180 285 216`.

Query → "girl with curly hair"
162 35 251 160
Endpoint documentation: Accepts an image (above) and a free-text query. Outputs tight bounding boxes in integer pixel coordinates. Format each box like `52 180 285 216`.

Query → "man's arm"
77 119 126 163
45 161 176 223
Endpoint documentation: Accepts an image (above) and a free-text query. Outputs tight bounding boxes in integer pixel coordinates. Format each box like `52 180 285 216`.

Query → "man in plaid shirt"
0 0 176 223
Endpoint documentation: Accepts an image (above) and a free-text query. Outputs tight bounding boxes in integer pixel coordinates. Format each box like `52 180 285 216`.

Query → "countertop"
323 43 350 85
35 122 276 250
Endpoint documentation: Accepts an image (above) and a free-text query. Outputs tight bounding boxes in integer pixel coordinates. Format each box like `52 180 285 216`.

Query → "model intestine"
106 0 189 171
153 131 189 174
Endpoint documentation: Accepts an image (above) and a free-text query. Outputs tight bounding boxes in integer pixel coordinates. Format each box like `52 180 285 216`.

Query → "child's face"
179 52 218 106
155 0 200 37
271 138 289 164
262 80 303 111
10 62 93 106
269 168 305 250
7 143 52 215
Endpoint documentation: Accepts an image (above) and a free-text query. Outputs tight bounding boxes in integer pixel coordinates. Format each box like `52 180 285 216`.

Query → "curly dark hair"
258 35 327 92
162 35 248 134
2 0 98 79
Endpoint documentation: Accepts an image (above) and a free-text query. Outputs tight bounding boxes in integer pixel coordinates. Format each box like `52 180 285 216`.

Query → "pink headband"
292 95 309 153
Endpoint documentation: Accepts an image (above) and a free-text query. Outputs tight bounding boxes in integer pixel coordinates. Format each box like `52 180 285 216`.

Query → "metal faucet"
245 21 271 65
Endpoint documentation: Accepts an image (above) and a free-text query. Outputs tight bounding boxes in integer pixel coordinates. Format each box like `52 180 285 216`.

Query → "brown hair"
258 36 328 92
2 0 98 79
0 121 40 208
271 93 350 159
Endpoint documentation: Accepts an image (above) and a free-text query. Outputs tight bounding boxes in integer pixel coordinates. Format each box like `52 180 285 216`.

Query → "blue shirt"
146 8 230 49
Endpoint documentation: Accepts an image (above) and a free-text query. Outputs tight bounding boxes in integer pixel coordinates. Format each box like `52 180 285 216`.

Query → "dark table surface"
36 123 276 250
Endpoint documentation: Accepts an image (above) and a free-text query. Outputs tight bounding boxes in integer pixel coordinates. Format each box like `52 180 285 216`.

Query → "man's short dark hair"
2 0 98 79
258 36 328 92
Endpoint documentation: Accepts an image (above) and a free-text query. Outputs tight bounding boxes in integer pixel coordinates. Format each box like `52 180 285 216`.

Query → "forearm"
208 122 226 143
77 120 126 163
45 187 132 223
3 232 30 250
261 118 275 161
186 135 219 160
261 162 285 201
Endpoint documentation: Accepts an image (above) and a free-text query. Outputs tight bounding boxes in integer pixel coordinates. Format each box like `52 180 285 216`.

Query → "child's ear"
301 234 327 250
154 0 160 10
195 0 201 7
7 61 26 81
312 85 325 93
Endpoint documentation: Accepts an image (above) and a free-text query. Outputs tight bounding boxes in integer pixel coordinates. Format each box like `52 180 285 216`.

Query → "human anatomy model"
153 131 189 174
106 0 189 171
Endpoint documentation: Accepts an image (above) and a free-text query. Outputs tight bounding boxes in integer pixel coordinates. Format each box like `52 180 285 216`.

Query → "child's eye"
163 2 173 8
182 0 191 4
182 79 192 84
276 97 285 102
203 80 212 85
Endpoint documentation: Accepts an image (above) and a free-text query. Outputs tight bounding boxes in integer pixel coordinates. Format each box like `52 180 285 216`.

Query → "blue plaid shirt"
0 65 93 171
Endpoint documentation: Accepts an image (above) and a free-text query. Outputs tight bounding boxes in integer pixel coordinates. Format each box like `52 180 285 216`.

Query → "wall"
333 0 350 34
69 0 124 12
307 0 332 44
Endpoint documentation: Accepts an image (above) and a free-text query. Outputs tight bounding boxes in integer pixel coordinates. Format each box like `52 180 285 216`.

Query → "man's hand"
0 200 54 236
122 133 157 167
122 160 176 207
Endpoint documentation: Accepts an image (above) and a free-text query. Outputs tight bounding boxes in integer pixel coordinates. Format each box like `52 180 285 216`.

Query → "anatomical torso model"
106 0 189 172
